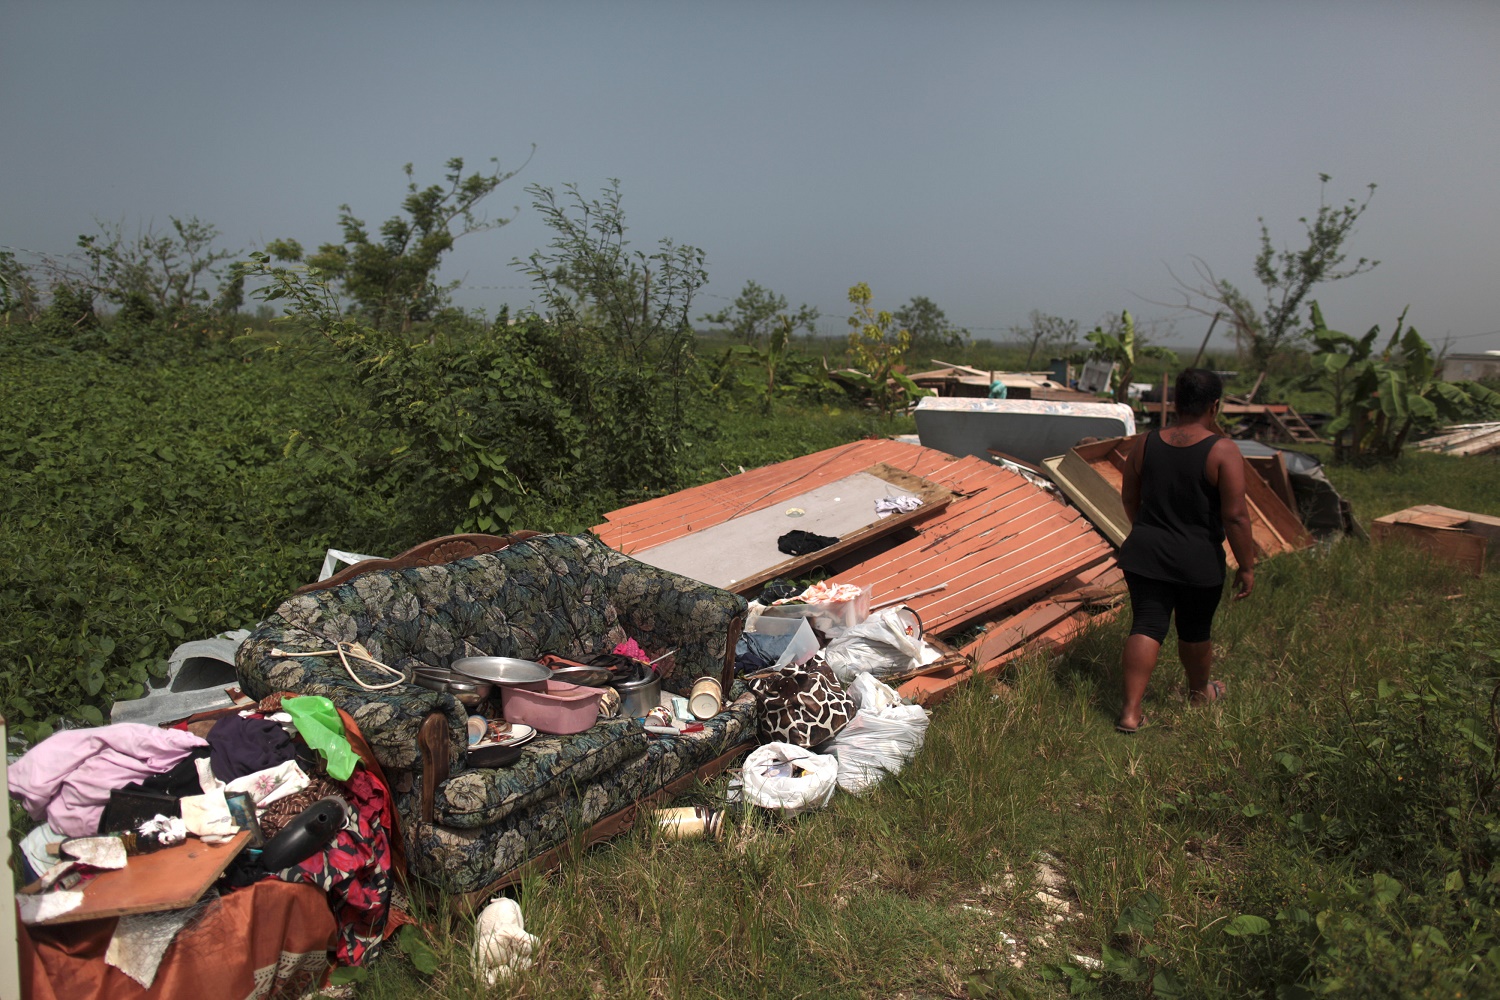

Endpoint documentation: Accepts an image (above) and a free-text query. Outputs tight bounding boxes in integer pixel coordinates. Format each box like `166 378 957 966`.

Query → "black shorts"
1125 571 1223 644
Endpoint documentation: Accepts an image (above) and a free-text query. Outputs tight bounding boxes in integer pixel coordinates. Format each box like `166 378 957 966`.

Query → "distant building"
1439 352 1500 382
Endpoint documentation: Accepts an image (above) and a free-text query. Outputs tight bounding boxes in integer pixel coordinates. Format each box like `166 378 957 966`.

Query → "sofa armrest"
236 624 469 775
418 712 451 824
604 556 748 694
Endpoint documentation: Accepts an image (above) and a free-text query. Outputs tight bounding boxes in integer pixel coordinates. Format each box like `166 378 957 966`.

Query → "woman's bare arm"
1210 438 1256 598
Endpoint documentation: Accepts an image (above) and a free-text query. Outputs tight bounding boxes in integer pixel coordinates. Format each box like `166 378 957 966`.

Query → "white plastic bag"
821 704 930 795
822 607 941 684
741 742 839 816
846 672 903 713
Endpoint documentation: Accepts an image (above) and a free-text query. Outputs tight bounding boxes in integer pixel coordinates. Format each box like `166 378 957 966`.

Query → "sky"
4 0 1500 352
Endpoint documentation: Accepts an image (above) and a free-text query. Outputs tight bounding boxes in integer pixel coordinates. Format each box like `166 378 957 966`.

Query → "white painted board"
627 471 921 589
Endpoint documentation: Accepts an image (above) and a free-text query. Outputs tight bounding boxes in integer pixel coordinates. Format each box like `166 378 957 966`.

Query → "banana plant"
711 313 831 414
1078 310 1177 403
1309 300 1500 459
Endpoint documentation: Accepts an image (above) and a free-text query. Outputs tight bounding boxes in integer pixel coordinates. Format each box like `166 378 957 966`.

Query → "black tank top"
1117 431 1227 588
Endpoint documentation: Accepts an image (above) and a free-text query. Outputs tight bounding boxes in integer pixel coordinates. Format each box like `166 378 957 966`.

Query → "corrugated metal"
596 439 1117 637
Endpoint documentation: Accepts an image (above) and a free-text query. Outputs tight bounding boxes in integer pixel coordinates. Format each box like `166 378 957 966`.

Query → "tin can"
596 687 622 719
655 805 725 840
689 676 723 720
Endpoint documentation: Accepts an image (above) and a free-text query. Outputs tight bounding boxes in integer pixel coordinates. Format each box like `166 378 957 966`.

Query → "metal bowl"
450 656 551 685
411 671 495 710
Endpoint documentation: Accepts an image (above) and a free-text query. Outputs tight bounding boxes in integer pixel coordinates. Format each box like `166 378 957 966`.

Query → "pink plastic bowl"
501 679 602 735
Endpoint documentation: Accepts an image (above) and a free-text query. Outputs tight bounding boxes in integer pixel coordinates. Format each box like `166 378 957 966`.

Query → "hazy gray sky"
5 1 1499 351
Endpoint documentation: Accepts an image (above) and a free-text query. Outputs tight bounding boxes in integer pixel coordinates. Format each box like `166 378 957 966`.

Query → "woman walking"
1115 369 1255 733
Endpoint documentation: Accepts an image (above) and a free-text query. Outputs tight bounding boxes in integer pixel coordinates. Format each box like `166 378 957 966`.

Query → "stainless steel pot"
612 667 662 719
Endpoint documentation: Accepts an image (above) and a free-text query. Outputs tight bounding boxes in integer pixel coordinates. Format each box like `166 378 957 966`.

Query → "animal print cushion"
744 662 853 747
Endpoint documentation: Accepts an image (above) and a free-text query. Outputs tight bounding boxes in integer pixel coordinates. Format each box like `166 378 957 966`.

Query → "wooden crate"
1370 505 1500 575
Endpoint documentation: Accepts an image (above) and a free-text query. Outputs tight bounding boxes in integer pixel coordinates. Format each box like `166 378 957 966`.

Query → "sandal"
1190 679 1227 706
1116 715 1151 734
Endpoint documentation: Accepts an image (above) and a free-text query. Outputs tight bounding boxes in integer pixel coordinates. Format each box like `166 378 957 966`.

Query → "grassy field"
352 455 1500 999
9 319 1500 996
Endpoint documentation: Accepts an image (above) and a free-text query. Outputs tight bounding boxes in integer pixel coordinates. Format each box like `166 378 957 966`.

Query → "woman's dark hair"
1176 368 1223 417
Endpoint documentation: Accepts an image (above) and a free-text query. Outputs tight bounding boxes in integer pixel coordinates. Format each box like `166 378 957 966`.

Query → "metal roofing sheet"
596 439 1117 637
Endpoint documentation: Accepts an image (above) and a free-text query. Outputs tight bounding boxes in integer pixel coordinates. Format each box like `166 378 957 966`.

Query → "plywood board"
1246 453 1297 514
25 831 250 926
626 465 951 592
1043 451 1130 545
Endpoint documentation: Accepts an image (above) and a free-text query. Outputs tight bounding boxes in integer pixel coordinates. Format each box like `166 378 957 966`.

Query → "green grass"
11 320 1500 996
1313 448 1500 522
356 488 1500 997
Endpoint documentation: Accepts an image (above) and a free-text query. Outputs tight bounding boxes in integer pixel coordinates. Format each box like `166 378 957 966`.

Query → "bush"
0 328 425 739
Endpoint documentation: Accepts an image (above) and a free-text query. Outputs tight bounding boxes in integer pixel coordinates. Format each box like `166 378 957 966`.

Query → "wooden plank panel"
837 494 1073 594
868 536 1110 633
26 831 250 925
1246 453 1297 513
600 437 1119 639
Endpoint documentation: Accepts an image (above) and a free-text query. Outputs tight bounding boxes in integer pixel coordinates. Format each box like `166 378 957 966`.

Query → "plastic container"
501 679 603 735
759 585 870 636
739 615 819 670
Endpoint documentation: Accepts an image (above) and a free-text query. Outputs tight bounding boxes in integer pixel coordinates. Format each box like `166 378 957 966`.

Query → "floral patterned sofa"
235 532 756 902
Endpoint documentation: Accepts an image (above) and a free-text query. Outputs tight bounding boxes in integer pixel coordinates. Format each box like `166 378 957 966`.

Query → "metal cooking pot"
611 666 662 719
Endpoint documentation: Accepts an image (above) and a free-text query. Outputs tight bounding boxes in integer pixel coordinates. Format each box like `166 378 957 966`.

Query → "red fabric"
20 880 334 1000
274 764 395 966
333 707 405 879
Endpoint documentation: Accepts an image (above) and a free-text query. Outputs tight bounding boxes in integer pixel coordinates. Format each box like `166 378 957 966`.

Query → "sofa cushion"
406 690 759 894
433 718 649 829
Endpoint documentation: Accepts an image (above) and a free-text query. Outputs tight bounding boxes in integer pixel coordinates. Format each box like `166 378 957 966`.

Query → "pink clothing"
8 724 208 837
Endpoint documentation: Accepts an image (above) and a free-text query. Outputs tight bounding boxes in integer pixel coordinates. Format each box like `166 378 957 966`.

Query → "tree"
700 280 818 346
892 296 968 354
271 154 530 332
517 180 706 364
64 216 238 323
1077 310 1177 403
1163 175 1378 367
516 180 709 490
0 251 41 325
1009 310 1079 368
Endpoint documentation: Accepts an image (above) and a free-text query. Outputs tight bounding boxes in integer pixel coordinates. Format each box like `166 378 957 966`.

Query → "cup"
655 805 725 840
689 676 723 720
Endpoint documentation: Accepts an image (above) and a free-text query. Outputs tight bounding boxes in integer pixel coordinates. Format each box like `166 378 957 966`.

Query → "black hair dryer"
259 796 350 872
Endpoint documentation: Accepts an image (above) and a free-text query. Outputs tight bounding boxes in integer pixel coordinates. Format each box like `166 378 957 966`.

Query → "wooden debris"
1371 505 1500 575
1041 434 1314 567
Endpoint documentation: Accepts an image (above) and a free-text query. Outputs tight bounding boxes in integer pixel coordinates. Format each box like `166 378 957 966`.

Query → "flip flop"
1115 715 1150 734
1190 679 1227 706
